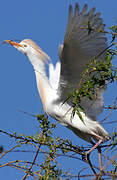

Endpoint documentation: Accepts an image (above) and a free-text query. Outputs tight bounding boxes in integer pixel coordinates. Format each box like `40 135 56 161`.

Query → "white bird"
4 3 109 173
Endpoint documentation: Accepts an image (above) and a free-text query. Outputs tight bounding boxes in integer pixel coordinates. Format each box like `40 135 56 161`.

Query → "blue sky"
0 0 117 179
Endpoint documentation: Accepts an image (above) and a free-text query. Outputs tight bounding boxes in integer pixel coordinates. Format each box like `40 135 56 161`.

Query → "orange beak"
3 40 22 47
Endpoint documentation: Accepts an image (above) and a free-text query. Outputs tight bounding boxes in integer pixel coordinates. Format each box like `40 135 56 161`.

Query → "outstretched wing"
57 3 108 117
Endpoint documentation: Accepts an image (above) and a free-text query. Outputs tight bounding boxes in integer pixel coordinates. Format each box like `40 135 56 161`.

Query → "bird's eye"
23 44 27 47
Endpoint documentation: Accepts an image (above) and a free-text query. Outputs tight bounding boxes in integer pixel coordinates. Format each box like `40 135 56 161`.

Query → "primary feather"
58 3 107 118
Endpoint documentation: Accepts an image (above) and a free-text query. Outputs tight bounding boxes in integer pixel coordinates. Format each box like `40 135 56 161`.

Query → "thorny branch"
22 144 41 180
0 129 117 152
80 26 117 36
0 125 117 179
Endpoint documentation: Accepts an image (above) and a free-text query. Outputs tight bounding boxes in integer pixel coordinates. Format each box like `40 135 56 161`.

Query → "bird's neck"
27 52 46 74
27 54 53 112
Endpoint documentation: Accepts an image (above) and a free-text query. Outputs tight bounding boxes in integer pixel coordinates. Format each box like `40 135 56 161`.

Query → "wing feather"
57 3 108 117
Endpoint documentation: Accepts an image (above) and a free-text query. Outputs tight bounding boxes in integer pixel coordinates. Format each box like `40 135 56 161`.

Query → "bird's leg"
97 146 103 171
86 139 103 173
87 139 103 154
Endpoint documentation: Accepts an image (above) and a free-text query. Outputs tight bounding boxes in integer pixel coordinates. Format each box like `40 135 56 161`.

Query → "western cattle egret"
5 3 109 173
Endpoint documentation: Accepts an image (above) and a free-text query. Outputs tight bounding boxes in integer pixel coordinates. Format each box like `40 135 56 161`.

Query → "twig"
80 27 117 36
22 144 41 180
101 120 117 125
101 96 117 123
87 154 97 177
78 167 89 180
16 109 37 118
0 144 21 160
10 149 83 161
100 110 113 123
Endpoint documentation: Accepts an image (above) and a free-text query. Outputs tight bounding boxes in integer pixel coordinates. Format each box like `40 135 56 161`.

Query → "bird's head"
4 39 50 63
4 39 31 54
